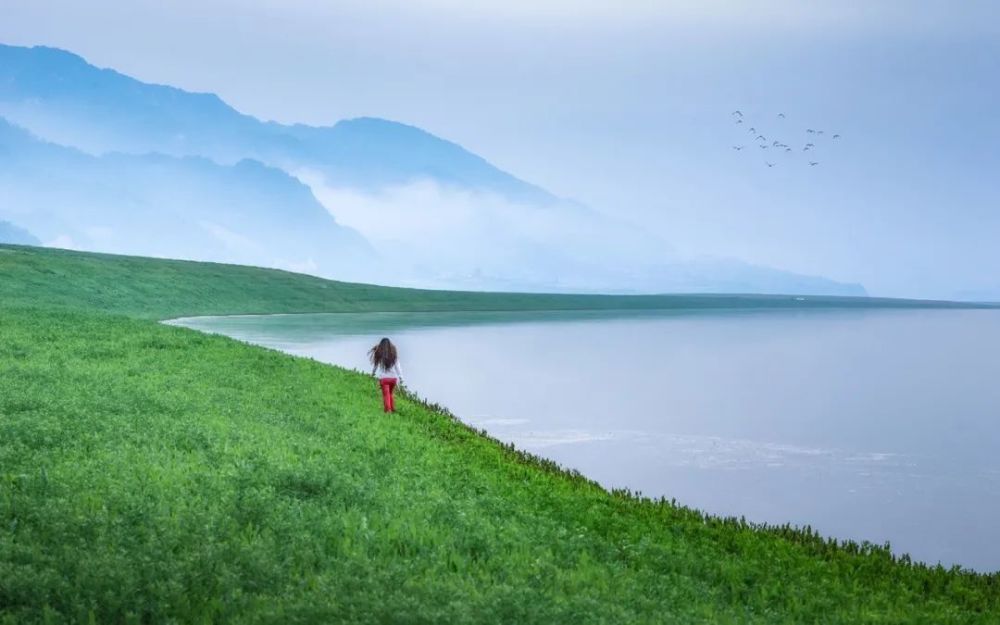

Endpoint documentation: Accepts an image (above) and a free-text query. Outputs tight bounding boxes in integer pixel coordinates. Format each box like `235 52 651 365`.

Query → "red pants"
379 377 397 412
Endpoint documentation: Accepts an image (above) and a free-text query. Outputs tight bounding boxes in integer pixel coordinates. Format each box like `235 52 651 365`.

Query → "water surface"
172 308 1000 571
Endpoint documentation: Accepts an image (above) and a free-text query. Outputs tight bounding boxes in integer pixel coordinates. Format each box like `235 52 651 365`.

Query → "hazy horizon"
2 1 999 299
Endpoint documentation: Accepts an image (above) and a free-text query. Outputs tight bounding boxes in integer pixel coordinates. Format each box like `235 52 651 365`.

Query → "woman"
369 337 403 413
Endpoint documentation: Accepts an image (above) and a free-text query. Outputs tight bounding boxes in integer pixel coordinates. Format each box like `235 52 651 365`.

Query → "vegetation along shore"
2 244 998 623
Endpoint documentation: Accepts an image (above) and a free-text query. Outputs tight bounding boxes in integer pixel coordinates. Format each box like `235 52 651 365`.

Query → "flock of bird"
730 110 840 168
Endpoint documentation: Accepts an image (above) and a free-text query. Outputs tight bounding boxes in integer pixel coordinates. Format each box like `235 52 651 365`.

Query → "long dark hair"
369 337 397 370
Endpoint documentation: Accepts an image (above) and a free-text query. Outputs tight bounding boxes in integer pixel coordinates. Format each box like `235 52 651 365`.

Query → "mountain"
0 118 374 278
0 219 39 245
0 44 552 203
0 43 867 296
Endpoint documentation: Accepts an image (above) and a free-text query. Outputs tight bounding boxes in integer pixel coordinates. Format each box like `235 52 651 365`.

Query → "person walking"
369 337 403 413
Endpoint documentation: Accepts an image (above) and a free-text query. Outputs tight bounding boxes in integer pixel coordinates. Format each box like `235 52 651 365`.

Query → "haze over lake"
174 308 1000 572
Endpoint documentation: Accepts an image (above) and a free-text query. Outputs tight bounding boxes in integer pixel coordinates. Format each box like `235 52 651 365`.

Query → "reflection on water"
172 308 1000 572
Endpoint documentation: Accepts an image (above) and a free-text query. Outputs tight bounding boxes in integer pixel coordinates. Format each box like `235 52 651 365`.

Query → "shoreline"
4 244 999 622
171 307 1000 573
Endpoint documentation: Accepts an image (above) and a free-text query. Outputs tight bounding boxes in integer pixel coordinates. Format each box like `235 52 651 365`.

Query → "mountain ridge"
0 115 375 279
0 43 553 202
0 219 39 245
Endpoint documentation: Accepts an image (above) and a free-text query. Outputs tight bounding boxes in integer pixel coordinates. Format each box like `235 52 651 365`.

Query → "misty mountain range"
0 118 373 277
0 43 866 295
0 44 551 202
0 218 39 245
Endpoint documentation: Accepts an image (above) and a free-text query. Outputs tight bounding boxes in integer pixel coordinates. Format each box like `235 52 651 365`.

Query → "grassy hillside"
2 244 999 623
0 245 988 320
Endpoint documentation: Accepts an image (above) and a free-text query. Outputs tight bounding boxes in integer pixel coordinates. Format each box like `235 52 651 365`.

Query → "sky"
1 0 999 298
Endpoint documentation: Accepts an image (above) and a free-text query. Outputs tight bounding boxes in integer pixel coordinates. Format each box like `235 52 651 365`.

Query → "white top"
372 361 402 381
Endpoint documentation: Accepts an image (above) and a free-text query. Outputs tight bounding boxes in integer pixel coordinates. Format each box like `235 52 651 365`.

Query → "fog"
299 172 679 291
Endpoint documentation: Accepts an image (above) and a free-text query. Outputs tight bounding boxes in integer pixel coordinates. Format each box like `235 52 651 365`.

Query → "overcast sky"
2 0 999 297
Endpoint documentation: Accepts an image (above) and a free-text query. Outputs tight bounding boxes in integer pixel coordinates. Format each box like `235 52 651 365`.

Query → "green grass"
1 244 998 623
0 245 988 321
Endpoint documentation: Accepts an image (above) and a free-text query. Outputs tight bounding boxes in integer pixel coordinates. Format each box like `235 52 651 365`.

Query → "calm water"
172 308 1000 571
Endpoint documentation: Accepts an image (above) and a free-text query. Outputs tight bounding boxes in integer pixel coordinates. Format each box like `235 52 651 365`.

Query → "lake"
172 308 1000 572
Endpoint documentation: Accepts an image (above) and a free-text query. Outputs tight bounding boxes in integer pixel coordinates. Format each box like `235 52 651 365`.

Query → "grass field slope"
1 244 998 624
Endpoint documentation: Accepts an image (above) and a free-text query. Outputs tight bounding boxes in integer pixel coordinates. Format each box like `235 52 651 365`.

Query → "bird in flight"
809 161 819 166
736 119 743 124
805 142 815 148
756 135 766 141
747 127 757 134
785 147 793 152
732 110 743 117
777 113 786 119
803 146 811 151
817 130 825 135
732 145 745 151
806 129 816 134
759 144 769 149
833 134 841 139
766 162 775 167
